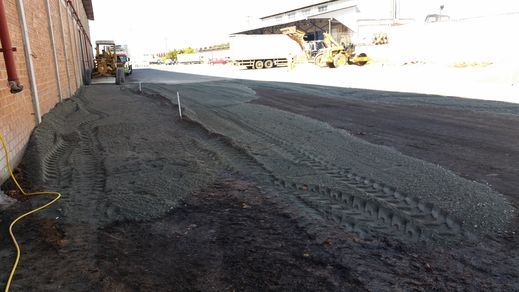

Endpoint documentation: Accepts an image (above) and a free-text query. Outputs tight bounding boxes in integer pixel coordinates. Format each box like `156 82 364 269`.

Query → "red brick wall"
1 0 92 183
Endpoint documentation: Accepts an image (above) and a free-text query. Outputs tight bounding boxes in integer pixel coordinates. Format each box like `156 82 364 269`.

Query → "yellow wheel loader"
281 26 369 68
313 33 368 68
91 40 126 84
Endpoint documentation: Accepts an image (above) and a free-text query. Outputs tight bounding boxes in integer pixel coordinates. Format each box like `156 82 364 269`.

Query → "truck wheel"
115 68 124 85
246 66 253 70
356 53 368 66
264 59 274 69
314 54 327 68
254 60 264 69
333 53 347 68
115 69 121 85
83 68 92 85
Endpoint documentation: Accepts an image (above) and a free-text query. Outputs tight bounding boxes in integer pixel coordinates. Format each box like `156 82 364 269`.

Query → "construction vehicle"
177 53 203 65
314 33 368 68
280 26 368 68
229 34 302 69
116 44 132 75
280 26 317 61
91 40 126 84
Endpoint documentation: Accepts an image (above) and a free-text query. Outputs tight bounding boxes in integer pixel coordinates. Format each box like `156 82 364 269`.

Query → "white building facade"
234 0 442 45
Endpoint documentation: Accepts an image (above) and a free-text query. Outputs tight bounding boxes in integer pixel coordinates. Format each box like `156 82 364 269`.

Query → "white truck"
115 44 132 75
229 34 302 69
176 53 203 64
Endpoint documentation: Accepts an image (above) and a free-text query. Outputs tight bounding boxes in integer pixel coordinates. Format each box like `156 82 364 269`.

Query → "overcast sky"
89 0 519 56
89 0 310 55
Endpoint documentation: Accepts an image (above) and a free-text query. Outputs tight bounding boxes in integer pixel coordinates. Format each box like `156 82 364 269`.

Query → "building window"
302 9 311 16
288 12 296 19
318 5 327 12
275 15 282 22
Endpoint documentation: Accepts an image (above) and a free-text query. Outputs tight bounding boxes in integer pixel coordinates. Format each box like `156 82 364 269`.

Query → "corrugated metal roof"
82 0 94 20
260 0 336 19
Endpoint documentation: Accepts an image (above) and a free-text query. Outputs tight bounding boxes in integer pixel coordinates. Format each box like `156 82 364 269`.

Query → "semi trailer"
229 34 302 69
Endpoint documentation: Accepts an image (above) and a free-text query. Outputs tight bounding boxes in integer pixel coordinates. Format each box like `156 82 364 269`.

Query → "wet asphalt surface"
1 68 518 291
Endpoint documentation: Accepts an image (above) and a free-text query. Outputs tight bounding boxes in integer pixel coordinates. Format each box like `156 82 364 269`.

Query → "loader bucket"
350 53 369 66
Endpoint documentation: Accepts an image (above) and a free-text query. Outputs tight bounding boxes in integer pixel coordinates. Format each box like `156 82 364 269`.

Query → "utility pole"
392 0 399 22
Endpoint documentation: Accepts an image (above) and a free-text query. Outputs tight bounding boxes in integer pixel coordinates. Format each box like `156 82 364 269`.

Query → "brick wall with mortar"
1 0 92 184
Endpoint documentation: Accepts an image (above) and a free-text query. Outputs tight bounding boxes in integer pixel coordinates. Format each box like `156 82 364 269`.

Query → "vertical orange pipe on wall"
66 0 92 73
0 0 24 93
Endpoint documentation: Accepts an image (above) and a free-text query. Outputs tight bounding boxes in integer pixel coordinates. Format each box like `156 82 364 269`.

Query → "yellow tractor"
91 40 126 84
314 33 368 68
281 26 368 68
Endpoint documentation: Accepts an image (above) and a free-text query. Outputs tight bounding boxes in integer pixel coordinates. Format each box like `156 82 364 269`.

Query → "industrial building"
234 0 425 45
0 0 94 184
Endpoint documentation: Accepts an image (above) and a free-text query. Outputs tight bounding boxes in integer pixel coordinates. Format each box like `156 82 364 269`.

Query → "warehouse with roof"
234 0 437 45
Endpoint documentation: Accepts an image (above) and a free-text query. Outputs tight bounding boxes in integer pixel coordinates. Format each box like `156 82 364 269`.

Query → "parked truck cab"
116 54 132 75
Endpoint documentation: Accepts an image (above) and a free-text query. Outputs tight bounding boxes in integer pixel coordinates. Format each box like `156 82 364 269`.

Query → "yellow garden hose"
1 132 61 292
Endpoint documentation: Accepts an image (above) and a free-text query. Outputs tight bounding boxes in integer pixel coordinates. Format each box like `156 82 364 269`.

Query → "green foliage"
199 43 230 52
163 50 178 61
162 43 229 61
212 43 230 50
183 47 195 54
162 47 196 61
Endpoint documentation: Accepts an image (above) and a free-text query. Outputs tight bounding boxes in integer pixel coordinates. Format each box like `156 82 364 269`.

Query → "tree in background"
182 47 195 54
163 47 196 61
163 49 178 61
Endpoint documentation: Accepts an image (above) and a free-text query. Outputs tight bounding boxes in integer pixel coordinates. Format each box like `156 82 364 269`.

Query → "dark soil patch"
97 175 364 292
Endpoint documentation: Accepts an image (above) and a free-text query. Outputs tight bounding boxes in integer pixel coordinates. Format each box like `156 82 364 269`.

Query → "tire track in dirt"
26 94 109 224
178 120 329 233
40 133 77 186
176 111 460 243
6 96 111 290
221 113 467 240
143 85 469 242
61 96 109 224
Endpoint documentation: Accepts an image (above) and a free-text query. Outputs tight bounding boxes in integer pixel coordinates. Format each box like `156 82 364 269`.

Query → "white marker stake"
177 91 183 119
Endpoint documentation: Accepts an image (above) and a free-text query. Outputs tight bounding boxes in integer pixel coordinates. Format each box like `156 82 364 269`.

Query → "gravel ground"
249 83 519 205
145 80 515 237
1 70 518 290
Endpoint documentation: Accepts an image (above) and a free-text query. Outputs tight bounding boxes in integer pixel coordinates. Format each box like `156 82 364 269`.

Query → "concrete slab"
91 77 116 84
